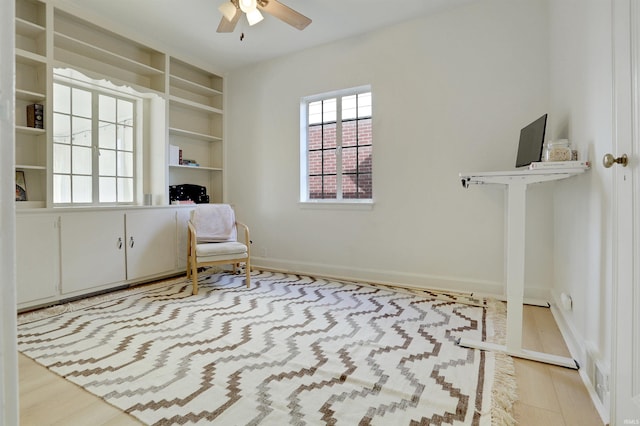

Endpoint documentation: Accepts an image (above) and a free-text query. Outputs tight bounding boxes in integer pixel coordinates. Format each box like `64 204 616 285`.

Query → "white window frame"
52 69 143 207
299 85 373 208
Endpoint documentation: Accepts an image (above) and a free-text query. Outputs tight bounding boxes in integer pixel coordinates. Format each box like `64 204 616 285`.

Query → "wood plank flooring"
18 304 604 425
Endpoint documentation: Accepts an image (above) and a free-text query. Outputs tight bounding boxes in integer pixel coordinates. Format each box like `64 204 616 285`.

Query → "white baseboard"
549 291 610 424
251 256 550 300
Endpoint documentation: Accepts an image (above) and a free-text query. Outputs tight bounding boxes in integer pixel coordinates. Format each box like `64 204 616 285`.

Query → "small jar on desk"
545 139 572 161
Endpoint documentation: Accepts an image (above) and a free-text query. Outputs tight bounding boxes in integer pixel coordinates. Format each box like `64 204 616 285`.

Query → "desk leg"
458 183 578 369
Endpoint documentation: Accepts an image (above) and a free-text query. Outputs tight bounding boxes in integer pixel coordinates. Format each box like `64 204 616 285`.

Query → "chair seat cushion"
196 241 247 257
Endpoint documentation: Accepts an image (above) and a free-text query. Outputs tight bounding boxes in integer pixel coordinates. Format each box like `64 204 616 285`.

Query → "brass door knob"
603 153 628 168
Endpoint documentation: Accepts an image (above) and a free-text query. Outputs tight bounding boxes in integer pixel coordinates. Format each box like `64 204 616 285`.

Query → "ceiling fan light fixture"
218 1 237 21
246 8 264 26
239 0 257 13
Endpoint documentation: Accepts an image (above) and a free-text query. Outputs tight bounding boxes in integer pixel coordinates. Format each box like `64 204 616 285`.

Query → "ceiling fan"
217 0 312 33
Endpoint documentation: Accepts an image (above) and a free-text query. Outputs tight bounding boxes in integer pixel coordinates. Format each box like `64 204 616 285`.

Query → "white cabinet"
16 214 59 305
60 211 126 294
60 209 178 296
125 210 177 280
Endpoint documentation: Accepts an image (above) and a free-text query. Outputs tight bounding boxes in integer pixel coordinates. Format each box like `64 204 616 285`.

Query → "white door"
125 209 177 280
60 211 126 294
16 215 59 305
611 0 640 423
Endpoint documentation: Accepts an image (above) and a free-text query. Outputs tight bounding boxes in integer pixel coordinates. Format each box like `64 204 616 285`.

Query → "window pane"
117 99 133 123
323 175 337 199
53 174 71 203
53 113 71 144
358 118 372 146
342 120 357 147
99 177 116 203
324 149 336 174
342 95 357 121
118 125 133 151
53 144 71 173
53 84 70 114
342 147 357 174
99 149 116 176
358 92 372 118
118 178 133 202
322 123 336 149
308 151 322 175
308 101 322 125
322 98 336 123
358 145 372 173
118 151 133 177
99 122 116 149
72 146 92 175
309 176 322 199
72 175 92 203
343 174 358 199
99 95 116 122
72 117 92 146
359 173 372 198
72 88 92 118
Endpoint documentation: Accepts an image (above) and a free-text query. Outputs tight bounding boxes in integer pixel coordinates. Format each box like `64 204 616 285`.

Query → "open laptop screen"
515 114 547 168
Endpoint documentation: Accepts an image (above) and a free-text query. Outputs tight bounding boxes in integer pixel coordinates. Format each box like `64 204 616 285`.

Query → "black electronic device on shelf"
169 184 209 204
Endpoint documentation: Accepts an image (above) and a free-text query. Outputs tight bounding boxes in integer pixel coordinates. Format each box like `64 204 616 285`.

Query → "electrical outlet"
261 247 267 257
594 362 609 404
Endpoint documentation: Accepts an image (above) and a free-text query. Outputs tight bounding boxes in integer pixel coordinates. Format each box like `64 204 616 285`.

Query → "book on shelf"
169 145 180 165
529 160 590 170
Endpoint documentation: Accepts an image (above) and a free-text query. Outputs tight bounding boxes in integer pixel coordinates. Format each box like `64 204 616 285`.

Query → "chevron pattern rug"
17 271 516 425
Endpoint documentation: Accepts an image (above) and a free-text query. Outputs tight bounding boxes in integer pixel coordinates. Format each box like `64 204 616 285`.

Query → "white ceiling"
54 0 474 73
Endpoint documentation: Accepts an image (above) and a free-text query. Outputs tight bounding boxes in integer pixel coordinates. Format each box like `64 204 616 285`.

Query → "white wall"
547 0 613 412
0 0 18 423
226 0 554 296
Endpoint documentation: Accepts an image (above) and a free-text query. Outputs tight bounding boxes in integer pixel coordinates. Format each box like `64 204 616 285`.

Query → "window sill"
298 200 374 211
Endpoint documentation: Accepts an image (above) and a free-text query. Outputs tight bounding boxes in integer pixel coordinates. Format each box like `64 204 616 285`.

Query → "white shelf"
169 165 223 172
169 127 222 142
15 88 46 101
15 48 46 65
15 125 45 135
16 164 46 170
16 17 45 38
169 75 222 97
169 96 223 115
54 32 164 77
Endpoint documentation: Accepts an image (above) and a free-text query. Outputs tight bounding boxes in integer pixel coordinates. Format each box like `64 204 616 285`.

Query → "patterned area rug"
18 271 516 425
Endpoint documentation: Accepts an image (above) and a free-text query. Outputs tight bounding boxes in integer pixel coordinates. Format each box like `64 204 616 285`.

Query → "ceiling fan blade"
258 0 311 30
216 11 241 33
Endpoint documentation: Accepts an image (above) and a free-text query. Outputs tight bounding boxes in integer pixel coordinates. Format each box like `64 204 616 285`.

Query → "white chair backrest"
191 204 237 242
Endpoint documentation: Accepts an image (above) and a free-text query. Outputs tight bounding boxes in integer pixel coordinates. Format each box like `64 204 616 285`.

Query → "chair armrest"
235 221 250 254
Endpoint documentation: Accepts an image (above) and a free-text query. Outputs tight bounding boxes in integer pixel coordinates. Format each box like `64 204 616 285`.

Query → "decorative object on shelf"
217 0 311 33
169 184 209 204
545 139 572 162
15 171 27 201
26 103 44 129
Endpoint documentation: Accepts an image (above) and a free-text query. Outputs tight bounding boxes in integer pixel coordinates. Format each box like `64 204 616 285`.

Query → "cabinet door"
60 211 126 294
125 209 177 281
16 214 59 305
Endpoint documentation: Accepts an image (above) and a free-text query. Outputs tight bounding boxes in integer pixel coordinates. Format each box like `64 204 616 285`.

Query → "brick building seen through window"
307 91 372 200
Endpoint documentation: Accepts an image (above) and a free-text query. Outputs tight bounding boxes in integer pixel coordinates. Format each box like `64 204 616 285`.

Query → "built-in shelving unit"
168 57 224 203
15 0 48 208
14 0 225 208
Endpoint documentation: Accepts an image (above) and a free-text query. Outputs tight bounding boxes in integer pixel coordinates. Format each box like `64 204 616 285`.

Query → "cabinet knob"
117 237 123 249
129 236 135 248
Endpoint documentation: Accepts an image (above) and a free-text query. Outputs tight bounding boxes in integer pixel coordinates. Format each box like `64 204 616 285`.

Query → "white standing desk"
458 167 588 369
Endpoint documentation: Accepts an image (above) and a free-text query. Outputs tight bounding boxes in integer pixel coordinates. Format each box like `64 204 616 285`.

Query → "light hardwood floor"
18 305 604 425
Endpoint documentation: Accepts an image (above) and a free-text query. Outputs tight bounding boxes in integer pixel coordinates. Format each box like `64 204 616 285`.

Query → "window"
301 87 372 202
53 81 136 205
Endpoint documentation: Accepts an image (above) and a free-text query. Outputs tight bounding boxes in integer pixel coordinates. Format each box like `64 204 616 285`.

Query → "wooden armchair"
186 204 251 295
